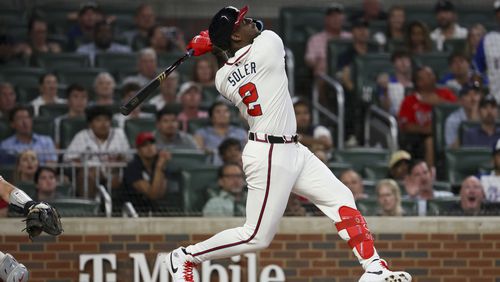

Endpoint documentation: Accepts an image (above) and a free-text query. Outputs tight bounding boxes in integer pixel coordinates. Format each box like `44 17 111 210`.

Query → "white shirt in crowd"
31 96 67 116
430 24 468 51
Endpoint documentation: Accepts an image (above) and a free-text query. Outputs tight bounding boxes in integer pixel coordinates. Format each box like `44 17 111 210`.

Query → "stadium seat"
426 198 460 216
202 86 220 106
15 182 37 198
332 148 390 173
327 162 353 178
58 68 107 91
355 198 378 216
354 53 392 104
443 39 466 54
401 199 418 216
39 104 69 119
0 166 15 182
124 118 156 147
47 198 100 217
363 162 389 180
405 8 437 28
33 116 54 138
59 117 87 149
433 181 452 192
180 166 219 215
187 118 211 134
432 103 460 179
95 53 138 74
445 148 491 184
0 119 13 142
35 53 90 71
327 39 354 76
363 180 376 197
414 53 450 79
158 53 195 80
166 150 209 173
1 67 46 88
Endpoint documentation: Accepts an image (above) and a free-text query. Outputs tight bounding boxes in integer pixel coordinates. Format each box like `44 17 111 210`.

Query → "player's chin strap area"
0 252 29 282
335 206 375 259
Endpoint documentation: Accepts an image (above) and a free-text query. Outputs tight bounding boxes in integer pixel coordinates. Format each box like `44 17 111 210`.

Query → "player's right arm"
0 175 36 215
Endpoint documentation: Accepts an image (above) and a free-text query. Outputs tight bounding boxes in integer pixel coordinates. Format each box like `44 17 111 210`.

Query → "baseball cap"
79 2 99 15
177 81 202 98
434 0 455 13
326 3 344 15
388 150 412 169
458 83 481 97
495 0 500 11
209 6 249 50
479 94 497 108
136 131 155 147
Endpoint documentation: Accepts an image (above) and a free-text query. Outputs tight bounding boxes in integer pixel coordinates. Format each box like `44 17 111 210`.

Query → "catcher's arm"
0 175 63 239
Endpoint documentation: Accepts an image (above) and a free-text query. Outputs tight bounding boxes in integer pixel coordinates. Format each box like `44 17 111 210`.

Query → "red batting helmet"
208 6 248 51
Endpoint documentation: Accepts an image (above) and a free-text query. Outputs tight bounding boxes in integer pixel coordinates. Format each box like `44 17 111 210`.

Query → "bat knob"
120 106 130 116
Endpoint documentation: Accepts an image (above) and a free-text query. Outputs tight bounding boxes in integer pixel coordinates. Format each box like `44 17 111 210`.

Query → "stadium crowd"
1 0 500 217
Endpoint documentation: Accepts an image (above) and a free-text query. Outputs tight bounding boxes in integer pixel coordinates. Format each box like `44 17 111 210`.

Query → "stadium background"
1 0 500 281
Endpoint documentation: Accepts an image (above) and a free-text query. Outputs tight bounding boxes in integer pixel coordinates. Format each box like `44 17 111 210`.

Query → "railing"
312 73 345 149
363 104 399 151
97 184 112 217
122 202 139 218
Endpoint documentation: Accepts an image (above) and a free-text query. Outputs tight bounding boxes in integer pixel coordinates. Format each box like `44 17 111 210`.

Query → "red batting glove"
187 30 213 56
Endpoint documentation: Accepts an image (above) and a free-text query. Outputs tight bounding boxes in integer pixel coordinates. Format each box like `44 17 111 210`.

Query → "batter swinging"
167 6 412 282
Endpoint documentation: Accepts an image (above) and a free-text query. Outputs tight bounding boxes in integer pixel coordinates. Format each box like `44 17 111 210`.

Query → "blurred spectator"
123 3 156 50
387 150 412 181
77 20 131 66
194 102 247 164
31 73 66 116
293 98 333 151
26 17 62 58
0 105 56 165
305 3 352 76
64 105 130 197
149 70 180 110
349 0 387 23
13 150 39 184
54 84 89 147
67 2 100 51
0 24 28 64
430 0 467 51
113 83 153 129
403 160 453 200
375 179 404 216
218 138 243 167
377 50 413 116
479 139 500 202
465 23 486 58
93 72 116 105
148 25 186 54
398 66 457 166
337 18 378 92
0 82 17 119
445 84 481 148
34 166 60 202
122 132 170 215
404 21 433 55
462 94 500 148
448 176 486 216
122 48 158 87
154 106 198 150
475 1 500 102
177 81 208 132
439 53 472 93
192 56 218 87
203 163 246 217
385 5 405 42
284 194 308 216
339 169 368 200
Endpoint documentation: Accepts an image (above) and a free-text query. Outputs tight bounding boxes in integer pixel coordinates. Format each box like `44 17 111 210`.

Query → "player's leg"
167 142 299 281
0 251 29 282
292 144 411 282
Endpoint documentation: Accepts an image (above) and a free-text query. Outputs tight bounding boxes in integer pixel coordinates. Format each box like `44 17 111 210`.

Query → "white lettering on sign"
78 252 285 282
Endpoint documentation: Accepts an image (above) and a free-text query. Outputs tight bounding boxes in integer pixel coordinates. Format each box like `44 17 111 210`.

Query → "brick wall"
1 232 500 282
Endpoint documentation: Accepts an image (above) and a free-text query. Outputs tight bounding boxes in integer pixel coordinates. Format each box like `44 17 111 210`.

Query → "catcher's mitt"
24 202 63 239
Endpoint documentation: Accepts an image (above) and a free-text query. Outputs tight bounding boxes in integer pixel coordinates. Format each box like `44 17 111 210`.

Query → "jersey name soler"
228 62 257 87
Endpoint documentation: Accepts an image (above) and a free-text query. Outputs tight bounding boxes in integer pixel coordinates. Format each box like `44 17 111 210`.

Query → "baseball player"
0 175 63 282
166 6 411 282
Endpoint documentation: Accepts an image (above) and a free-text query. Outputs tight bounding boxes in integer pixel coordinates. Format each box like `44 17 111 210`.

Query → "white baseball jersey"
215 30 296 135
484 31 500 102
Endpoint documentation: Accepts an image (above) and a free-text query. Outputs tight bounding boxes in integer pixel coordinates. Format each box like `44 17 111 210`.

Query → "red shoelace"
183 261 197 281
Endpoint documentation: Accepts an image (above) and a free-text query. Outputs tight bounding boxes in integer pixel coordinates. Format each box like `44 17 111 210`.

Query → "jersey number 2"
239 82 262 116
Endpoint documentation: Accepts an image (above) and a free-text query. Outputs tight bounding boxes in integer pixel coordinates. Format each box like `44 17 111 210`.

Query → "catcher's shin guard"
0 252 29 282
336 206 376 261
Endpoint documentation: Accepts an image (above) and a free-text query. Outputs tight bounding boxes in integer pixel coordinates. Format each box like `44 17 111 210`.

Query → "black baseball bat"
120 49 194 116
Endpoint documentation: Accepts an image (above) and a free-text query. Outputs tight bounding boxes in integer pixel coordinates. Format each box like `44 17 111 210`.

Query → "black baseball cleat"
166 247 197 282
358 259 412 282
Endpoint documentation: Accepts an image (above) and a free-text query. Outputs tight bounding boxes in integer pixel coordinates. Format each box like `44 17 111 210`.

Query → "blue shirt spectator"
462 94 500 148
0 105 56 165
